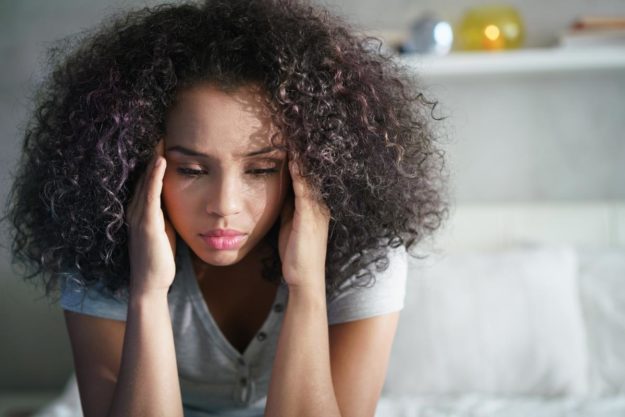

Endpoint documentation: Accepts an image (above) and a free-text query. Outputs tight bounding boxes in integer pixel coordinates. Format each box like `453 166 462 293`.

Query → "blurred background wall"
1 0 624 394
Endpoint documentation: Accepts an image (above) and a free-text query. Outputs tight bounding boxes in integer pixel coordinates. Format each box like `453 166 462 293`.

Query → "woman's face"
162 83 290 268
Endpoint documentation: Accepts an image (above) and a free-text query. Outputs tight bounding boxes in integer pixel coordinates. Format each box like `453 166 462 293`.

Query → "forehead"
165 83 280 152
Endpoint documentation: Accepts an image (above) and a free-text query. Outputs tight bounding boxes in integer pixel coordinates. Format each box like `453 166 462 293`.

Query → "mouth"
202 229 246 237
200 230 248 250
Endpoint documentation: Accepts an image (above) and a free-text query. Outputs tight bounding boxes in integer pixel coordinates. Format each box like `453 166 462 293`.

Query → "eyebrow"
166 145 282 158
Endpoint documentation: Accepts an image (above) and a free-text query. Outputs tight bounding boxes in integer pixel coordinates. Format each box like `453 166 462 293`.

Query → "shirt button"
273 303 284 313
237 357 246 366
240 377 248 386
256 332 267 341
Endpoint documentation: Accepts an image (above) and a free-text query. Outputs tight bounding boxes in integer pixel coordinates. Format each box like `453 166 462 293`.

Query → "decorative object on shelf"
400 14 454 55
455 5 525 51
559 16 625 48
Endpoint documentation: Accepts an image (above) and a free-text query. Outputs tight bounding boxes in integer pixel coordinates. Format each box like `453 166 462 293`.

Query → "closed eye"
175 167 279 177
176 167 207 177
248 168 279 176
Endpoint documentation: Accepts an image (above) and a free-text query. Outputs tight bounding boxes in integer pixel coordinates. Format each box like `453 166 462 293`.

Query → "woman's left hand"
278 160 331 291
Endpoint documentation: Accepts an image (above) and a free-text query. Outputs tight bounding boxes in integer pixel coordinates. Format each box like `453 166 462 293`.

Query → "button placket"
238 358 250 403
239 378 256 404
239 378 248 403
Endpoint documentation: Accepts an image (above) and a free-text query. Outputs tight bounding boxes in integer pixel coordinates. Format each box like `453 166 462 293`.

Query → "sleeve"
327 245 407 325
59 273 128 321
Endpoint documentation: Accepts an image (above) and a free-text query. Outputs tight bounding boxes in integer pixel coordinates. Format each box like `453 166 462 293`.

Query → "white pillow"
577 248 625 397
384 245 589 397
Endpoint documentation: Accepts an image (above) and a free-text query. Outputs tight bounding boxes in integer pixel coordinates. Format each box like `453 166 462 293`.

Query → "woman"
5 0 448 416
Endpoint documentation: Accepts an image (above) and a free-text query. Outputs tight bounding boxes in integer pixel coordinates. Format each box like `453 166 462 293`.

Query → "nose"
206 171 242 217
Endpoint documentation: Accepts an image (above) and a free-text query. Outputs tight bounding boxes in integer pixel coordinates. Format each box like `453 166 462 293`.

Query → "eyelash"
176 167 279 178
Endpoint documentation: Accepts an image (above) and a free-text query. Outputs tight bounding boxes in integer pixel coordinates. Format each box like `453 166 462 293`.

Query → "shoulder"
327 244 407 326
59 272 129 321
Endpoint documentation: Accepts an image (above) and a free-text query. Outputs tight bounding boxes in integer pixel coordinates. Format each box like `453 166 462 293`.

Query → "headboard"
419 200 625 254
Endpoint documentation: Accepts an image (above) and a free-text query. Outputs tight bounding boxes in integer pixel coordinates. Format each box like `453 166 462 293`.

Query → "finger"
144 139 166 217
288 161 312 200
155 138 165 158
127 156 156 222
127 159 149 222
288 161 329 219
145 156 166 222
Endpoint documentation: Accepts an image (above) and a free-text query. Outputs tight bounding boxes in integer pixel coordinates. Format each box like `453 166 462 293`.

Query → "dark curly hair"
3 0 449 301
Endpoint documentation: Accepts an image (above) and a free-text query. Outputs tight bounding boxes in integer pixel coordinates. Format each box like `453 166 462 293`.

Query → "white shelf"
399 47 625 77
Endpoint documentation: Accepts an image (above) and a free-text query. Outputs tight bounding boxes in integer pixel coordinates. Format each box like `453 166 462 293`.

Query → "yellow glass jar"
455 5 525 51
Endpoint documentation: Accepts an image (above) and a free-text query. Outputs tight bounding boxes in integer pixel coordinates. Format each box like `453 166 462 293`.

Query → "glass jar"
455 5 525 51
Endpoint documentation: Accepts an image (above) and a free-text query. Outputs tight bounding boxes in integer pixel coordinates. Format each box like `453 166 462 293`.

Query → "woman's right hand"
126 139 177 296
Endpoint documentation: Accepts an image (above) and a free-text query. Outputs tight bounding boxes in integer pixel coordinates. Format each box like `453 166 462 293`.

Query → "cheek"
248 177 288 219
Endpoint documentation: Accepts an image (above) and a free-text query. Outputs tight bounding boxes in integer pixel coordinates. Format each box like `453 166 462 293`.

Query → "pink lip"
202 229 246 237
200 229 248 250
200 234 247 250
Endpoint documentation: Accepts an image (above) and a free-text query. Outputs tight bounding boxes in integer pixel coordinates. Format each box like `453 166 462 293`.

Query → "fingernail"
155 157 162 168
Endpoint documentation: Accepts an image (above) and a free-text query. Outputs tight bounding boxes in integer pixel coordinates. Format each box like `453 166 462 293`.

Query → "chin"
196 250 246 267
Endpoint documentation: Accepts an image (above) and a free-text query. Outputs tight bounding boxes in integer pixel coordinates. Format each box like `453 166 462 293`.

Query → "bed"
3 200 625 417
378 200 625 416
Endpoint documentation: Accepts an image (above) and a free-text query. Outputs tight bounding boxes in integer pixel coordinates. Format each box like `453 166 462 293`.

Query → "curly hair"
4 0 449 301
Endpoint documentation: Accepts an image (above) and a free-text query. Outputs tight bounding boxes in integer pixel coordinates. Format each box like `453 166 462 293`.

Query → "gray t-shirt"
60 237 407 417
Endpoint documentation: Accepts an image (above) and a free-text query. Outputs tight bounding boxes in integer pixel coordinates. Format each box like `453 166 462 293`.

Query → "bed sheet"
375 394 625 417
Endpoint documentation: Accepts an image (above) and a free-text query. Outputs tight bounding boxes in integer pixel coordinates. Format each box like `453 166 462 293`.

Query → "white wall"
422 69 625 203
